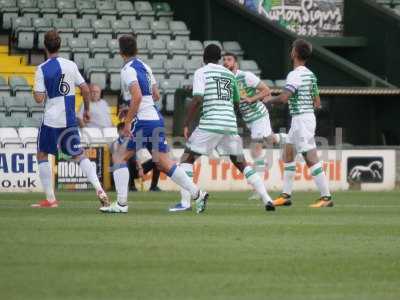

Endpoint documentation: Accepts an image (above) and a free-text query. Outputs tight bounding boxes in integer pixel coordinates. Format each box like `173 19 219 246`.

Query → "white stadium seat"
81 127 105 144
18 127 38 148
102 127 118 143
0 127 22 147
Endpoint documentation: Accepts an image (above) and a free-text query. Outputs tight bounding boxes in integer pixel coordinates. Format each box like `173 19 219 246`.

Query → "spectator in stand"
78 84 112 128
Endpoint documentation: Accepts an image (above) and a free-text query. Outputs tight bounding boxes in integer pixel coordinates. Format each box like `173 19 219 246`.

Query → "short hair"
293 39 312 61
119 34 137 57
203 44 221 64
223 52 238 61
44 30 61 54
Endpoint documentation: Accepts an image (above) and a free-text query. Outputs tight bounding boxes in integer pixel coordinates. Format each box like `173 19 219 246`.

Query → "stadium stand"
0 0 275 134
375 0 400 14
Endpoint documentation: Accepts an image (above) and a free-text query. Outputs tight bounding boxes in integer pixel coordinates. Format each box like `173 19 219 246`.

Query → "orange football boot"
309 196 333 208
273 193 292 206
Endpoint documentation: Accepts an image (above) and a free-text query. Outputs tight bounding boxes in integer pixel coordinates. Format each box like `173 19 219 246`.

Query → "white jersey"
120 58 158 120
34 57 85 128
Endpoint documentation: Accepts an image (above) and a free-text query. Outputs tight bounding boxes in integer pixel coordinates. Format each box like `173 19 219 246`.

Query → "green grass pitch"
0 191 399 300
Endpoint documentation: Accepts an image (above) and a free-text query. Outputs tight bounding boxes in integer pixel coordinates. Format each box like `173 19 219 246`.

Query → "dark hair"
203 44 221 64
117 122 125 131
293 39 312 61
119 34 138 57
223 52 238 61
44 30 61 54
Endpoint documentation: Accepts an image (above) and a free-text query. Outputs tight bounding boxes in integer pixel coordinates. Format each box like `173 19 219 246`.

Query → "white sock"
168 164 199 199
38 160 56 202
310 162 331 197
113 164 129 206
253 154 266 177
283 162 296 196
243 166 272 205
179 163 193 207
79 158 102 191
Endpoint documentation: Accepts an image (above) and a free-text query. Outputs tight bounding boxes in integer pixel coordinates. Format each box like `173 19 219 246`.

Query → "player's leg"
303 149 333 208
169 149 200 211
59 126 109 207
32 125 58 208
229 154 275 211
273 143 296 206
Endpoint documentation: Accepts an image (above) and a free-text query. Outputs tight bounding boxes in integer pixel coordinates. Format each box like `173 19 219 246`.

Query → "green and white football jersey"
284 66 319 116
192 63 240 134
236 70 268 124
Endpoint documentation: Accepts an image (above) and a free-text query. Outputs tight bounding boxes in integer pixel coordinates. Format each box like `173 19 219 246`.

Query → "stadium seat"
167 40 188 59
81 127 105 144
164 59 186 79
148 39 168 60
130 20 152 38
136 36 150 56
5 96 27 115
69 38 90 70
8 76 31 96
0 76 11 98
105 57 124 91
223 41 244 57
34 18 53 50
58 0 78 19
111 20 132 38
83 58 107 90
152 2 174 21
89 39 110 59
184 58 203 77
151 20 172 40
12 17 35 50
147 59 166 77
0 0 19 30
19 0 40 19
102 127 118 142
135 1 156 21
58 38 71 60
23 116 42 129
240 60 261 77
108 39 120 57
93 19 113 39
186 40 204 58
0 97 6 113
38 0 58 17
181 78 193 89
169 21 191 41
0 127 22 147
97 1 118 21
204 40 223 50
74 18 95 40
18 127 38 146
160 79 181 112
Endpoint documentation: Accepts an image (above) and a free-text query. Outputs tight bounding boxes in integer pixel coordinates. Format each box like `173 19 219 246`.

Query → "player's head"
119 34 138 59
44 30 61 55
291 39 312 62
203 44 221 64
223 52 238 71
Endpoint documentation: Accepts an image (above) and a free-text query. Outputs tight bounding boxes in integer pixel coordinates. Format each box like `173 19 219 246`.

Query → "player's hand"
122 122 132 138
183 126 189 140
83 110 90 123
314 100 322 110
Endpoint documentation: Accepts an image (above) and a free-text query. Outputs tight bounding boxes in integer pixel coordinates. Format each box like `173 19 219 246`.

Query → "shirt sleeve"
245 72 261 88
34 67 46 93
312 76 319 97
73 63 86 86
123 67 138 90
192 69 205 97
284 71 301 94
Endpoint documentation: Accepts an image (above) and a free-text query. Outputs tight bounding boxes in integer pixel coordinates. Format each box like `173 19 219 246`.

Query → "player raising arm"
264 39 332 208
32 30 109 208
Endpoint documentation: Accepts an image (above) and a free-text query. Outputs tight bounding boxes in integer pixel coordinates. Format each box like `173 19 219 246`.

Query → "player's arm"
33 67 46 103
312 79 321 109
123 82 142 137
263 90 292 105
183 95 203 131
241 81 270 104
79 83 91 123
152 84 160 102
